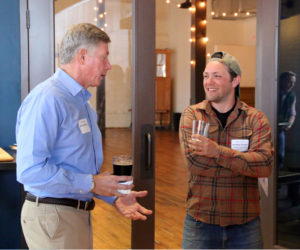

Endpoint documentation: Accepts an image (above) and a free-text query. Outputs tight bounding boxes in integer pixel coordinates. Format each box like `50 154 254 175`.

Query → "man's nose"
106 60 112 70
205 76 212 84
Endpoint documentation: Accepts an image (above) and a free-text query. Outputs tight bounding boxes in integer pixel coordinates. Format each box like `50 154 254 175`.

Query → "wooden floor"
92 128 188 249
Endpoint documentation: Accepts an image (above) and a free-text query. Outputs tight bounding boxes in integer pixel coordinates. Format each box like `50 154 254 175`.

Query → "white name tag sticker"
78 118 91 134
231 139 249 152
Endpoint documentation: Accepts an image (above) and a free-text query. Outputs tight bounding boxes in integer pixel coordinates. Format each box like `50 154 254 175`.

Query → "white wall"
156 0 191 113
206 0 257 87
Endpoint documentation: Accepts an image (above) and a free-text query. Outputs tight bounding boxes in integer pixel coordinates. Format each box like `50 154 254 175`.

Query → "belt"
25 193 95 211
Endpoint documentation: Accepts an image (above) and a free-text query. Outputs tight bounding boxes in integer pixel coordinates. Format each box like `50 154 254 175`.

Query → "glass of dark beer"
113 155 133 194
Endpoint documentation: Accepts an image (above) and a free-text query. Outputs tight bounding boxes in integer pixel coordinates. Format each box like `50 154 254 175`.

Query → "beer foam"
114 160 133 165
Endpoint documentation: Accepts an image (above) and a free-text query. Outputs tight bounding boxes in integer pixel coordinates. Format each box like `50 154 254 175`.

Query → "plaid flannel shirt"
179 99 273 226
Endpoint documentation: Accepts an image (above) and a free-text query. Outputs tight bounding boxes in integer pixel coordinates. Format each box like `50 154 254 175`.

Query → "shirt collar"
54 68 92 102
196 98 248 115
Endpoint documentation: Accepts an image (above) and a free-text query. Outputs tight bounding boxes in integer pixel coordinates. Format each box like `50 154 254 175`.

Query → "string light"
207 53 211 57
104 12 107 15
211 11 215 16
189 6 196 12
199 1 206 8
201 37 209 43
189 38 195 43
246 12 250 16
234 12 238 16
94 17 98 22
177 3 181 8
166 0 170 3
201 19 207 25
104 23 108 27
222 12 226 17
94 6 98 11
98 0 103 3
190 60 195 65
190 26 196 32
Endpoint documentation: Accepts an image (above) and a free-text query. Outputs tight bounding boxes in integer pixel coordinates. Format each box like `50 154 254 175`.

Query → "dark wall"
0 0 21 148
279 13 300 168
0 0 25 249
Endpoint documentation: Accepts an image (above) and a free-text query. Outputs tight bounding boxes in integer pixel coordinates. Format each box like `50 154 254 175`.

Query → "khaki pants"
21 200 93 249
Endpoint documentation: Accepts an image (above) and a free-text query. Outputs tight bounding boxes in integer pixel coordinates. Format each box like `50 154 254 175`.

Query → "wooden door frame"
256 0 279 248
131 0 156 248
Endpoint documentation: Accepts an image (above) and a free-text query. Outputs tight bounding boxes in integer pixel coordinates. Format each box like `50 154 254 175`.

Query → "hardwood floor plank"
92 128 187 249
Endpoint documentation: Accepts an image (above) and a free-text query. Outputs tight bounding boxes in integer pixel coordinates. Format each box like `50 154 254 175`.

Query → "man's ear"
77 48 88 65
232 75 241 88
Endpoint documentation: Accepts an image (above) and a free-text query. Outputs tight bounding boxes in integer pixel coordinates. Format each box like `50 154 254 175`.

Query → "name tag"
78 118 91 134
231 139 249 152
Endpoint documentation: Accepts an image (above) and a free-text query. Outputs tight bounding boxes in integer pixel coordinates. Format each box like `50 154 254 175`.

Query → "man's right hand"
91 172 134 197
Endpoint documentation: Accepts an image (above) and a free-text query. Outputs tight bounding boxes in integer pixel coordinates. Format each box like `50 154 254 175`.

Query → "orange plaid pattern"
179 99 274 226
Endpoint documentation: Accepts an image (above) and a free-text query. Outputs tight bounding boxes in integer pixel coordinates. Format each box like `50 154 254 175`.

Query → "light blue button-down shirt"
16 69 115 204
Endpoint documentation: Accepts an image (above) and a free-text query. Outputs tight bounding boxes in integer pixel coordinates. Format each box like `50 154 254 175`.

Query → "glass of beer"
112 155 133 194
192 120 210 140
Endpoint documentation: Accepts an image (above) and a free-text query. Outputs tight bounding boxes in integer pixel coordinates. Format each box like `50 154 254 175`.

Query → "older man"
16 23 152 249
179 51 273 249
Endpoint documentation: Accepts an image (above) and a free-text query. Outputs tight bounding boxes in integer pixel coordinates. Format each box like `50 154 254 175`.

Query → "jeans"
182 214 263 249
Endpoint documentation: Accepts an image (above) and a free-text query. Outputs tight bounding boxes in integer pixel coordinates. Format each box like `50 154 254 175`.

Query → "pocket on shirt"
233 127 253 139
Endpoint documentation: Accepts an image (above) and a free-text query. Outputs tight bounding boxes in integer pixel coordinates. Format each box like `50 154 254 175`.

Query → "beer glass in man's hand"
113 155 133 194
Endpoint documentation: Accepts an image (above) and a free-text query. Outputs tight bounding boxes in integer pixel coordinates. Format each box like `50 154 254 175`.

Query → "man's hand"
114 191 153 220
91 172 134 197
188 134 220 158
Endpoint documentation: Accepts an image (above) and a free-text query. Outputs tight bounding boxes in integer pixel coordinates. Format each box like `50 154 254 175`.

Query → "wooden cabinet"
155 49 172 128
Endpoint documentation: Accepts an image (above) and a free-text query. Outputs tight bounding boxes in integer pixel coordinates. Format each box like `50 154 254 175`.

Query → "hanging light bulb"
166 0 170 3
94 6 98 11
222 12 226 17
190 26 196 32
98 0 103 3
211 11 215 16
234 12 238 17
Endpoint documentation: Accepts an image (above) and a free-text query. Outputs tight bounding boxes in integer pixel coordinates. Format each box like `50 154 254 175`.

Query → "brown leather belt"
25 193 95 211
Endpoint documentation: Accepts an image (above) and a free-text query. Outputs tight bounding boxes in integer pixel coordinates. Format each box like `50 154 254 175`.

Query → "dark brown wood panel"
240 87 255 107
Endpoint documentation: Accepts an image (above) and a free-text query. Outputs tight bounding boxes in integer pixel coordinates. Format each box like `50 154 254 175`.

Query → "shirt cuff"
73 174 94 194
94 194 117 205
215 145 234 169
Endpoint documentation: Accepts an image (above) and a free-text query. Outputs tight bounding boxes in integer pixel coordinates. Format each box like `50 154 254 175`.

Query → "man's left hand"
114 191 153 220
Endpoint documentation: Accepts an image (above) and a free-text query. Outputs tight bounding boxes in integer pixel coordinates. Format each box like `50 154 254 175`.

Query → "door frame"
131 0 156 248
256 0 279 248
